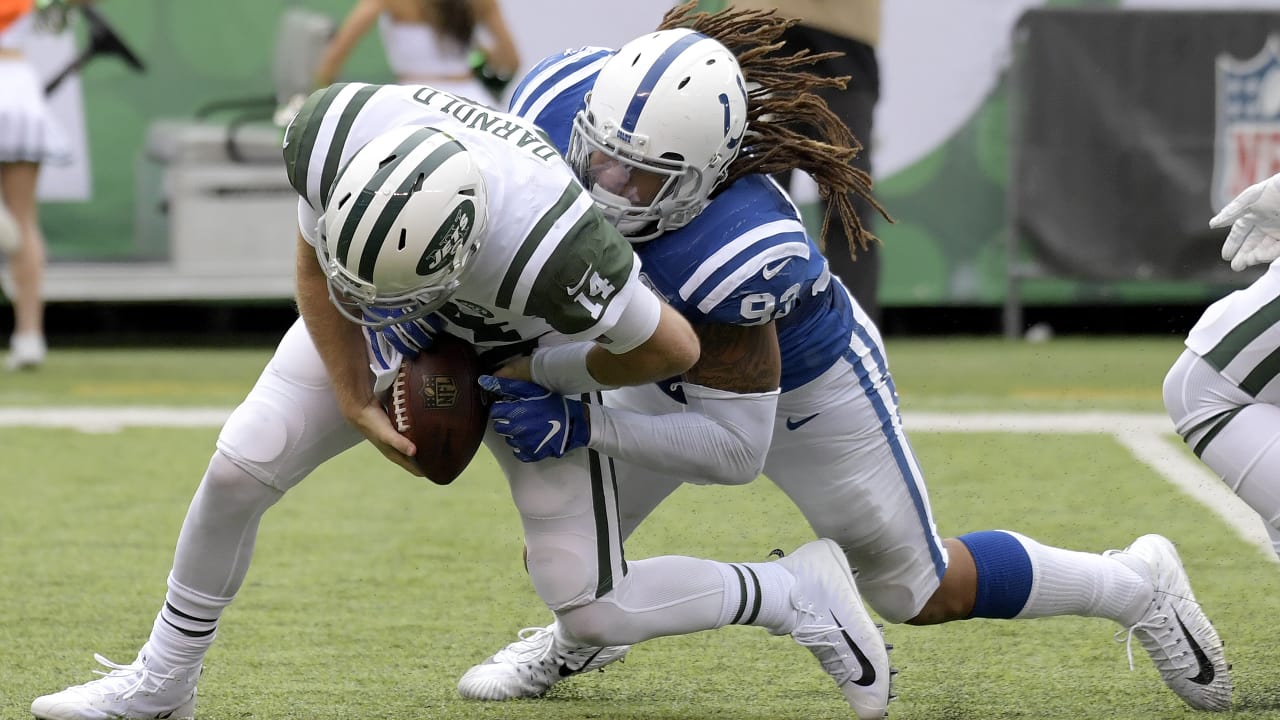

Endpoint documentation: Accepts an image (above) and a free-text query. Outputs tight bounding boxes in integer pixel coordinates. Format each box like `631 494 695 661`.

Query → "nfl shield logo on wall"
1213 35 1280 212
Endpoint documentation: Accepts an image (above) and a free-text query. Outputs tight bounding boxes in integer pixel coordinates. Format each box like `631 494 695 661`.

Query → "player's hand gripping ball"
386 333 489 484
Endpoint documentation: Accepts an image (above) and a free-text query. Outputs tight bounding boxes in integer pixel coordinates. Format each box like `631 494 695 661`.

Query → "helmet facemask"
568 107 714 242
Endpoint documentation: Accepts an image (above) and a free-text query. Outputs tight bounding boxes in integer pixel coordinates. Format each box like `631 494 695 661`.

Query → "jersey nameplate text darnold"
412 88 559 162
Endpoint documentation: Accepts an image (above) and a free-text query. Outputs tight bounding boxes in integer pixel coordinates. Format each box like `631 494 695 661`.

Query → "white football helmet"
568 29 748 241
316 124 488 328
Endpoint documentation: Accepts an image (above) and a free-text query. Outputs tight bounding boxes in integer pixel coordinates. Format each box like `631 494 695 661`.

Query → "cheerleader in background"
314 0 519 106
0 0 70 371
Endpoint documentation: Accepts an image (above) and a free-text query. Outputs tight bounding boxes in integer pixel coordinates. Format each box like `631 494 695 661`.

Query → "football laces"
390 365 411 433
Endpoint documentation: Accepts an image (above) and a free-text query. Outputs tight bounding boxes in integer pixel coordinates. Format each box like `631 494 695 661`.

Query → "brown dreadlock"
658 1 890 257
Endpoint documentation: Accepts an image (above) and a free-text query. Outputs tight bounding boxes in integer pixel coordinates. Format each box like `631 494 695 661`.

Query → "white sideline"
909 412 1276 562
1 407 1272 561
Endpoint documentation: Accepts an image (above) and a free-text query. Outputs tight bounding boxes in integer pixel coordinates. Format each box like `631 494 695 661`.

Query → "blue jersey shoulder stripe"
677 218 808 302
509 47 613 122
695 240 811 314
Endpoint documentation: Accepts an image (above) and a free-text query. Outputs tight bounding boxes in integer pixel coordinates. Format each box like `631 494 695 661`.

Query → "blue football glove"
365 308 444 357
479 375 590 462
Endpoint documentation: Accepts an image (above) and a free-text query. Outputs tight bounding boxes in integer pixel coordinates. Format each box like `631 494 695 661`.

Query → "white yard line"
0 406 232 432
2 407 1272 561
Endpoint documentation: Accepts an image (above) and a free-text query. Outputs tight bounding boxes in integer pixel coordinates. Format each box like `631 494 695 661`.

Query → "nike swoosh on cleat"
559 647 607 677
785 413 820 431
831 611 877 687
1173 609 1215 685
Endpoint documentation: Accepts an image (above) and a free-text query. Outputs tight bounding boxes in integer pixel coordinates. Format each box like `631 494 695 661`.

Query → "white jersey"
1185 259 1280 395
283 82 649 360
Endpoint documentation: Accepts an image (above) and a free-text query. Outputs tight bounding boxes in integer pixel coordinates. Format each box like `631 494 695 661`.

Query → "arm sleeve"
587 383 779 486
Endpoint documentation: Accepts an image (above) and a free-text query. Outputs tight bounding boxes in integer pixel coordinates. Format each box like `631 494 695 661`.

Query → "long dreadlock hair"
658 2 890 257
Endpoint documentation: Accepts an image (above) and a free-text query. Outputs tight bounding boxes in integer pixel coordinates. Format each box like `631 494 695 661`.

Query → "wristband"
529 342 616 395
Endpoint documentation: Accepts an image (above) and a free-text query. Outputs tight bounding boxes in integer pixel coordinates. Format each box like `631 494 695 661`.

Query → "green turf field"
4 337 1278 719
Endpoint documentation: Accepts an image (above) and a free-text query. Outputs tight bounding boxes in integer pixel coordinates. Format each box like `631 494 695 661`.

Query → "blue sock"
957 530 1033 619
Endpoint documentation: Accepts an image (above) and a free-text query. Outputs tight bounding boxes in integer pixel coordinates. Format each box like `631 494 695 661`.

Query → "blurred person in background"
313 0 519 105
1166 171 1280 561
732 0 883 325
0 0 70 371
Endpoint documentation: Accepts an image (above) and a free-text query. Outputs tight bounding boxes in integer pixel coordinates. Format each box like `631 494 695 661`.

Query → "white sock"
1010 532 1151 625
712 559 798 635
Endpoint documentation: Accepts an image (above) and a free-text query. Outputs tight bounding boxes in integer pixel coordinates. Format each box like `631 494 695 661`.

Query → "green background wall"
38 0 1244 307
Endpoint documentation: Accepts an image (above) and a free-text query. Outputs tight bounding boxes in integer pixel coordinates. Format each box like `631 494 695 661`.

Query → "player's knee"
861 583 924 625
215 398 307 491
525 541 599 611
218 400 290 463
200 450 282 508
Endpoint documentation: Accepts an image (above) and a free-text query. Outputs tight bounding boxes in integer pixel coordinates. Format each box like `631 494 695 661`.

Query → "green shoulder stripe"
526 206 635 336
496 181 583 309
1202 294 1280 371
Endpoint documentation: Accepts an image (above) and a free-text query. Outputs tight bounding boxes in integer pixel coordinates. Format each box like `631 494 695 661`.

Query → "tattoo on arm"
684 322 781 393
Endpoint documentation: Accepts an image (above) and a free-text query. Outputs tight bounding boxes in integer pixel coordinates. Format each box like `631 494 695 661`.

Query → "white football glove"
1212 173 1280 271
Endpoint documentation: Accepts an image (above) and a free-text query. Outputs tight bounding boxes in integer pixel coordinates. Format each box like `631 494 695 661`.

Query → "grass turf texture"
6 337 1280 718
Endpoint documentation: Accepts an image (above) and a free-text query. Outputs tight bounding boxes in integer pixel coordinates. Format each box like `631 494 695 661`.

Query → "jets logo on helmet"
315 124 489 329
567 29 748 242
419 200 476 275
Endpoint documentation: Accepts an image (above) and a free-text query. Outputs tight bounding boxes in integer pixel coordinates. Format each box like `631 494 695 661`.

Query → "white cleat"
457 623 630 700
777 538 891 720
1107 534 1231 712
31 648 199 720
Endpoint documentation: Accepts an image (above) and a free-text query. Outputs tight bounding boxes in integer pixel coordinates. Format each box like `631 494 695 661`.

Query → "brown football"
386 333 489 485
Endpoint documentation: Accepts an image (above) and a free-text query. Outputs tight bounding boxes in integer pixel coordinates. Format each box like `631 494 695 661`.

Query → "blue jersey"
511 48 871 392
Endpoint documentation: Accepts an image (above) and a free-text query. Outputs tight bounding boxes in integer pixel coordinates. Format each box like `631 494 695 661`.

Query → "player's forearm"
295 235 373 417
588 384 778 485
586 302 699 387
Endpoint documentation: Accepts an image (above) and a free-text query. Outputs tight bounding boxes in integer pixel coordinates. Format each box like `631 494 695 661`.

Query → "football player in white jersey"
1166 170 1280 559
30 80 892 719
447 4 1232 713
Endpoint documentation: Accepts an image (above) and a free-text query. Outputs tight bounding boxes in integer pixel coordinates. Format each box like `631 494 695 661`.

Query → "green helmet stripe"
355 134 466 283
319 84 381 207
283 83 350 201
334 127 443 268
496 180 583 309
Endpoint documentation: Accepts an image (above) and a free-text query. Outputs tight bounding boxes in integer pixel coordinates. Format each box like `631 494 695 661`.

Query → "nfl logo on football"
1213 35 1280 211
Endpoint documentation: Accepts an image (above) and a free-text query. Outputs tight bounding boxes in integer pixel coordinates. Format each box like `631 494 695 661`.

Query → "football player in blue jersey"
444 4 1232 712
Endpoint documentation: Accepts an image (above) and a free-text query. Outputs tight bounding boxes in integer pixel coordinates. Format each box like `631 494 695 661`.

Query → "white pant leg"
1165 349 1280 541
764 355 947 623
490 394 787 646
153 318 367 668
215 317 365 490
488 418 628 611
602 384 692 539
